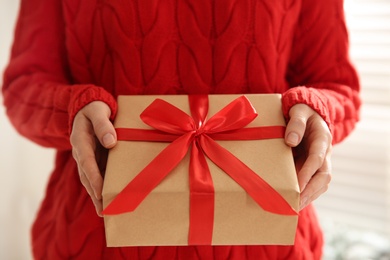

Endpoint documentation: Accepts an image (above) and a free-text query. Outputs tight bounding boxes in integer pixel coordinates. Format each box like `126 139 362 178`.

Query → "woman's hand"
70 101 117 216
285 104 332 211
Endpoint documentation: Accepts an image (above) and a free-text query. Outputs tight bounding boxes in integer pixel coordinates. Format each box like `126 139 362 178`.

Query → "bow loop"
204 96 258 134
141 98 195 134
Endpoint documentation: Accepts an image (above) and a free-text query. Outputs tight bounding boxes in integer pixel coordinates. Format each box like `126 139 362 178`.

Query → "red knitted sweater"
2 0 360 259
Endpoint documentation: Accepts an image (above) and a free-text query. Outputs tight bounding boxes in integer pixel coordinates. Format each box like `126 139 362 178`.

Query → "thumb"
84 101 117 148
285 104 313 147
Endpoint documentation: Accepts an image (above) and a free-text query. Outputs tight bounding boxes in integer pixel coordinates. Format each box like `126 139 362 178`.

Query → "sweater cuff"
68 85 117 134
282 86 333 134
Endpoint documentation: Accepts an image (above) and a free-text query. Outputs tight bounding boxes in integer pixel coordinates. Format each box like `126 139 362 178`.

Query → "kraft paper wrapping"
102 94 299 247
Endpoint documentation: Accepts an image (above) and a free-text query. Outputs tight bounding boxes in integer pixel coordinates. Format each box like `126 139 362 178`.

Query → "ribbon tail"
103 132 194 215
200 135 297 216
188 140 215 245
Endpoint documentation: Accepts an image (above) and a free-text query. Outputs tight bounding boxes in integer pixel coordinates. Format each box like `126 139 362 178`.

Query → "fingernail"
103 133 115 147
287 132 299 146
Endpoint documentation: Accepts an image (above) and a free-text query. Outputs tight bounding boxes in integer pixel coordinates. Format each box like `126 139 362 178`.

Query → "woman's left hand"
284 104 332 211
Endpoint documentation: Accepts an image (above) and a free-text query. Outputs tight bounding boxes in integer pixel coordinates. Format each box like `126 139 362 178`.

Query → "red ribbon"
103 95 297 245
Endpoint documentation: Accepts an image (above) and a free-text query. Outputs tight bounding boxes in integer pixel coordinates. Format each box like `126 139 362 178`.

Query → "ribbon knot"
103 95 297 245
194 128 205 137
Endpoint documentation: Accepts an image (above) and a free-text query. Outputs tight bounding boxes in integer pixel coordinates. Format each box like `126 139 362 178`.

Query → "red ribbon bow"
103 95 297 245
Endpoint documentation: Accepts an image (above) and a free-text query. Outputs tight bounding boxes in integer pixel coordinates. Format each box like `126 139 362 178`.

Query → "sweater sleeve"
283 0 361 144
2 0 117 150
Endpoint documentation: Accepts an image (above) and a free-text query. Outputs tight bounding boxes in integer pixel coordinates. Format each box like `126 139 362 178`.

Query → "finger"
73 142 104 215
285 104 312 147
298 136 329 191
300 184 329 211
79 151 104 200
83 101 117 149
78 167 103 216
71 117 104 201
297 117 331 191
300 169 331 210
300 150 332 210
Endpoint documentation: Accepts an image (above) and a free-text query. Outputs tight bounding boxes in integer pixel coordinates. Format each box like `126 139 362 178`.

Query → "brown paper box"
103 94 299 247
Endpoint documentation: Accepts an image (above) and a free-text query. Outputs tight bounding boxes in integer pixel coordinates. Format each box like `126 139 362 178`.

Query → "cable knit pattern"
2 0 360 259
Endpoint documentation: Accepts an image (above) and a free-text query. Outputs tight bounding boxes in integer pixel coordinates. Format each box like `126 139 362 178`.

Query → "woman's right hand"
70 101 117 216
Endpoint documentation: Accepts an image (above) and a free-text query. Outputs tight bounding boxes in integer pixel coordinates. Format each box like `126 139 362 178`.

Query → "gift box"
102 94 299 247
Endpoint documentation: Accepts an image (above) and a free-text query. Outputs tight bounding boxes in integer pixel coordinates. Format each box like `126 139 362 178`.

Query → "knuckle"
326 172 332 183
317 169 332 184
92 119 111 139
323 183 329 193
309 153 326 166
78 173 91 191
290 116 307 130
78 155 95 172
316 152 326 162
324 131 332 143
79 172 88 184
92 118 105 131
71 148 78 160
324 175 331 190
70 133 77 146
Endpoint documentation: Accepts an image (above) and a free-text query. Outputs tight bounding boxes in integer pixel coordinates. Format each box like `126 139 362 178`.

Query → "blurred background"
0 1 55 259
1 0 389 259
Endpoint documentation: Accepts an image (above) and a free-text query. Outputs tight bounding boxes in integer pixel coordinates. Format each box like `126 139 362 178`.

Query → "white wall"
315 0 390 238
0 1 54 259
